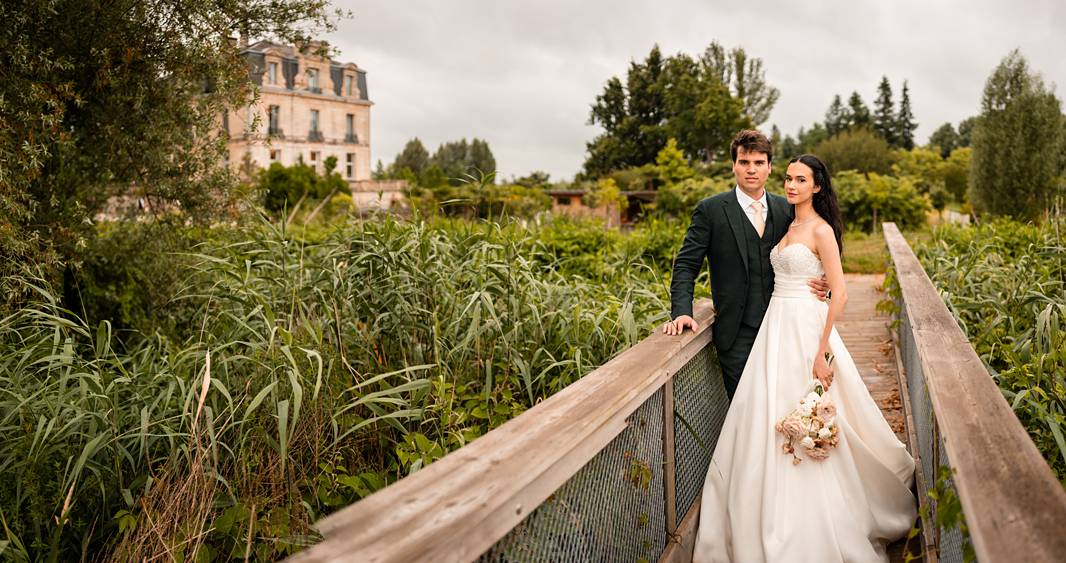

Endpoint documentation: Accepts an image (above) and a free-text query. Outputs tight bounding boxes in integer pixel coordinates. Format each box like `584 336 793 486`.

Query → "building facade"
226 41 373 184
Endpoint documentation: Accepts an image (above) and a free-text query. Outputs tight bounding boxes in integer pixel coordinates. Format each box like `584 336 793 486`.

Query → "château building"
225 40 373 184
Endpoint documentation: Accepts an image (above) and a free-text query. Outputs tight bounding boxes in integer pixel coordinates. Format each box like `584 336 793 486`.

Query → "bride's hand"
813 354 834 389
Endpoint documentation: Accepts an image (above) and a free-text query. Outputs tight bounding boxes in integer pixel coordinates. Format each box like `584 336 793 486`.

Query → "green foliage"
834 171 931 232
0 213 683 559
916 218 1066 481
582 178 628 212
405 171 550 219
814 128 897 175
874 77 897 146
652 176 734 218
656 138 695 185
260 161 349 213
970 50 1065 220
431 138 497 185
892 147 947 194
698 42 781 127
943 147 973 203
393 137 430 178
928 122 958 158
0 0 340 299
896 82 918 150
70 222 209 339
584 42 770 175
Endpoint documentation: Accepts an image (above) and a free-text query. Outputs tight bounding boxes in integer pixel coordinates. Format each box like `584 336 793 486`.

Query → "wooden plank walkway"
838 273 917 563
838 273 907 443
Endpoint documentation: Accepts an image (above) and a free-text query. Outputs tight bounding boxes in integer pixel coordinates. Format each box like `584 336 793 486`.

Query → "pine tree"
873 76 896 146
896 82 918 150
847 91 871 129
824 95 848 136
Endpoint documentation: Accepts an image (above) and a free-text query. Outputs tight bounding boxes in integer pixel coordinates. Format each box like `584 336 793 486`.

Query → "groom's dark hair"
730 129 773 164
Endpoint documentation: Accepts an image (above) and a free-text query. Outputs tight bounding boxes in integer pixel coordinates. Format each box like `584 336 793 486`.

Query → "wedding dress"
692 243 917 563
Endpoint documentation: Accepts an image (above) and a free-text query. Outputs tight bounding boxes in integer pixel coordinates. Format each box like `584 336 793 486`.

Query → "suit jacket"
670 188 794 350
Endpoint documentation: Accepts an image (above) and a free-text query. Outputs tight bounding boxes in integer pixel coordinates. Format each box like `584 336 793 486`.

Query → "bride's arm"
813 224 847 386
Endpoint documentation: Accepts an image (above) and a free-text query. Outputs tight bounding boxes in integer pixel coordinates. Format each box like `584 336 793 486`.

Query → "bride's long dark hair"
789 154 844 255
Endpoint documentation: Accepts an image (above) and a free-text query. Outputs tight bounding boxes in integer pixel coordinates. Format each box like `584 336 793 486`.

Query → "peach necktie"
751 201 765 237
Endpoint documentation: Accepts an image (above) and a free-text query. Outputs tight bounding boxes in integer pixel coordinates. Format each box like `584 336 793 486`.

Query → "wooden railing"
290 300 724 562
883 223 1066 562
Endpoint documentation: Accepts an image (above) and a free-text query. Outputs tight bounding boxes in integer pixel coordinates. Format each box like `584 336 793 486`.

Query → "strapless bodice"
770 243 824 300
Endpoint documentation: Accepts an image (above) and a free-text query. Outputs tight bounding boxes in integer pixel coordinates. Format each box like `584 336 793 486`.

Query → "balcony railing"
344 133 359 144
268 127 284 139
307 86 322 94
308 130 324 142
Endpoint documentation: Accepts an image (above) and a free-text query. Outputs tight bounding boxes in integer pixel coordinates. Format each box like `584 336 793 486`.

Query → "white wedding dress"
692 243 917 563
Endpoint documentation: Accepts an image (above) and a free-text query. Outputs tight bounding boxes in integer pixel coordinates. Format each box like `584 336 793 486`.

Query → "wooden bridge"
290 224 1066 562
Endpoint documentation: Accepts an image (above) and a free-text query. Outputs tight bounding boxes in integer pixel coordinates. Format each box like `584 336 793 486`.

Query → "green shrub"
835 171 931 232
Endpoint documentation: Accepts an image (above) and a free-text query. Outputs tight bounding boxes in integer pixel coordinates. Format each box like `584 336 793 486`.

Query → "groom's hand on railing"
663 315 699 336
808 275 831 301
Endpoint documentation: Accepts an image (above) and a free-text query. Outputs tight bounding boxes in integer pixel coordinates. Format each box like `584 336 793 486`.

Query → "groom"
663 130 827 398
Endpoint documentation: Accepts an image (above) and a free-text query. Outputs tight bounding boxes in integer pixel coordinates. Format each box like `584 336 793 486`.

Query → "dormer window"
344 75 353 97
268 62 278 85
307 68 319 92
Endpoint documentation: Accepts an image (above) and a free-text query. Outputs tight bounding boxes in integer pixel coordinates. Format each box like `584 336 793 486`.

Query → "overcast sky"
324 1 1066 181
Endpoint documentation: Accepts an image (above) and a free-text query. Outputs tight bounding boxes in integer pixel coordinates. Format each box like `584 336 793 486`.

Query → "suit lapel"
723 189 750 275
768 193 793 244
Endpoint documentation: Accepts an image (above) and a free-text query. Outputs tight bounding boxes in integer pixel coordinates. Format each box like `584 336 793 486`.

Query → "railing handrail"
883 222 1066 562
289 300 717 562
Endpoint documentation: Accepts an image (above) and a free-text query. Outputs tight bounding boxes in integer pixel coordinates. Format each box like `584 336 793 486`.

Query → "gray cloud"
325 0 1066 181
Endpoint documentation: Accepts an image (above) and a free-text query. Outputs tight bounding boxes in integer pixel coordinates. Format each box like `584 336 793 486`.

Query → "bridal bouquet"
775 382 839 464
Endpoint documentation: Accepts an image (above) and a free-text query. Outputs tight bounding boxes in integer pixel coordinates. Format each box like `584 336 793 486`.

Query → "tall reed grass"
0 215 673 560
916 218 1066 482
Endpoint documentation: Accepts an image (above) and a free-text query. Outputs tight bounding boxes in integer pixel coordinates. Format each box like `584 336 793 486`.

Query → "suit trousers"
715 321 760 400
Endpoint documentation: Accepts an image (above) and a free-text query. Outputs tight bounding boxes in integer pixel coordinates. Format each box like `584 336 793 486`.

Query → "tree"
942 147 972 203
956 117 977 148
813 127 895 174
824 95 849 136
467 138 497 178
0 0 340 302
700 42 780 126
847 91 872 129
892 147 946 194
656 138 695 185
513 171 551 188
970 50 1064 219
896 81 918 150
584 47 668 175
797 123 829 153
372 159 387 180
584 42 766 175
928 123 958 158
393 138 430 178
662 53 749 163
873 77 897 146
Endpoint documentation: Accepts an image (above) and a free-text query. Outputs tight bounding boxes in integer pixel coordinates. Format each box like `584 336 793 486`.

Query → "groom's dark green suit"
670 188 793 398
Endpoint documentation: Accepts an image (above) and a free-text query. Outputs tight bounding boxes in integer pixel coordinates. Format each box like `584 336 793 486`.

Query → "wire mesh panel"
672 345 729 520
479 387 668 562
936 439 967 563
898 303 970 563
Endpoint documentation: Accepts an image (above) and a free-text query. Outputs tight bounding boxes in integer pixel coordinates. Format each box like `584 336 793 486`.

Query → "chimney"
239 32 249 49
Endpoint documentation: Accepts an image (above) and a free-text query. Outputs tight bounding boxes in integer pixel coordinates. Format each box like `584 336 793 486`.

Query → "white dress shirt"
734 186 768 232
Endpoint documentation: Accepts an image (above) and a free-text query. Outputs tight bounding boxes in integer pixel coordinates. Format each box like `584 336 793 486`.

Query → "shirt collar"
735 186 767 209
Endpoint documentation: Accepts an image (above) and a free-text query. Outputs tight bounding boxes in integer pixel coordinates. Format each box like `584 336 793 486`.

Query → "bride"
692 154 917 562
